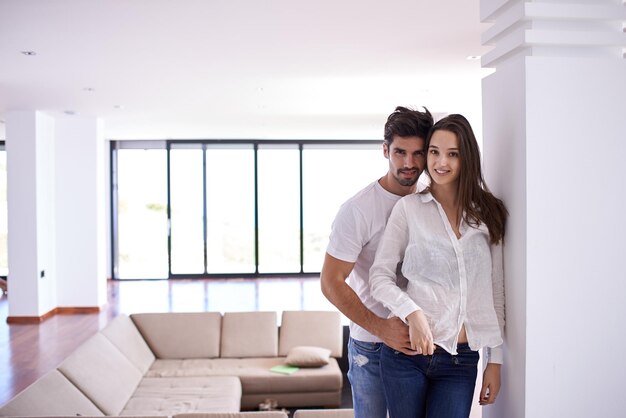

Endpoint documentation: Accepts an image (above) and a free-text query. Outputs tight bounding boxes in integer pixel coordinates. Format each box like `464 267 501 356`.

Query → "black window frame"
110 139 381 280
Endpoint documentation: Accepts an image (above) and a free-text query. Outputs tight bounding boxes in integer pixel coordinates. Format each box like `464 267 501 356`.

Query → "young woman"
369 114 507 418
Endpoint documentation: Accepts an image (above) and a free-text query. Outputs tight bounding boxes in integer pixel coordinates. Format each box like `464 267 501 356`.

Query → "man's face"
384 135 426 187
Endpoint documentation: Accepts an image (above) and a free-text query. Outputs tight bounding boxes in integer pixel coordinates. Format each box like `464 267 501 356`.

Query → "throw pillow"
285 345 331 367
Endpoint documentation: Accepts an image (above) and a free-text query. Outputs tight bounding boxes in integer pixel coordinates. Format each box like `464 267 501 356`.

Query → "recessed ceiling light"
83 87 95 92
64 110 77 115
20 51 36 56
113 104 124 109
466 55 481 61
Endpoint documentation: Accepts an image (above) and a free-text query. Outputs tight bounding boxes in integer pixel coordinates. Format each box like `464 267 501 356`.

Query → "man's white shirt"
326 180 403 343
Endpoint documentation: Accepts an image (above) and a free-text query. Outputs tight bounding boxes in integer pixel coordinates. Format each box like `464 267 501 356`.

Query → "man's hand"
376 317 417 355
479 363 501 405
406 310 434 355
321 254 417 356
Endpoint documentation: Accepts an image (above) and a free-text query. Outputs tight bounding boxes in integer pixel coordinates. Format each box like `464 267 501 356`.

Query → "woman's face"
427 129 461 187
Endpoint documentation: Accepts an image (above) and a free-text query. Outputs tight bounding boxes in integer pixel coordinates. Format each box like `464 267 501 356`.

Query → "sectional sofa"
0 412 354 418
0 311 346 417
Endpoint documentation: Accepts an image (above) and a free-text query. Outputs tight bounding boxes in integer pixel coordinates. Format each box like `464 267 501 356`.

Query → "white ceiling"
0 0 493 140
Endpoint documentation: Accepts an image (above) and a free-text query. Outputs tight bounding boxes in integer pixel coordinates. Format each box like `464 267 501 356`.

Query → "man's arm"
320 253 416 355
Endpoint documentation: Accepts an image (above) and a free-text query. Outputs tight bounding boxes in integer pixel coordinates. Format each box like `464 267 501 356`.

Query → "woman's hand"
406 310 434 355
479 363 501 405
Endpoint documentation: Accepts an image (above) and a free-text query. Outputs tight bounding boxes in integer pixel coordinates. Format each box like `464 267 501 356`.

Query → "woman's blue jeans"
380 343 479 418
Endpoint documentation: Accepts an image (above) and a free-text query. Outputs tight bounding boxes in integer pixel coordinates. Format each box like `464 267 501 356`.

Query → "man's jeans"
347 337 387 418
380 343 479 418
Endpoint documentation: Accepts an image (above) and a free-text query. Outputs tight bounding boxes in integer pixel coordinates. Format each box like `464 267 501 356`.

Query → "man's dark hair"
383 106 433 144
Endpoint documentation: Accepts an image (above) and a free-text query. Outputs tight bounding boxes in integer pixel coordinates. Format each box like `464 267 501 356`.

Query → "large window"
302 144 385 272
205 146 256 274
170 146 205 274
257 145 301 273
115 147 169 279
111 140 385 279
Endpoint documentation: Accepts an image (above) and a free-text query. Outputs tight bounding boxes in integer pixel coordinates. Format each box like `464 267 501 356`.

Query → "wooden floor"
0 277 338 407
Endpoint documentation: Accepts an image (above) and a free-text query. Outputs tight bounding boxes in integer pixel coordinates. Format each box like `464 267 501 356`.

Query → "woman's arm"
486 241 505 363
480 363 501 405
321 254 415 355
370 198 435 354
369 199 421 326
480 240 505 405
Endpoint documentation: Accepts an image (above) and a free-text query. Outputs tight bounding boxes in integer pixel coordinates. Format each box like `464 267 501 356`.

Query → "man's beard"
395 168 420 187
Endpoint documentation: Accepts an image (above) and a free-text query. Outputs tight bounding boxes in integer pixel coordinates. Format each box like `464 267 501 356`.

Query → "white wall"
35 111 58 313
6 111 57 316
483 55 626 418
482 51 527 418
524 57 626 418
55 115 107 307
480 0 626 415
6 111 107 316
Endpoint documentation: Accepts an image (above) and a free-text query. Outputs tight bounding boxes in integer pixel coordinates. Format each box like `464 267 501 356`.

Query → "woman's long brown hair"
424 114 508 244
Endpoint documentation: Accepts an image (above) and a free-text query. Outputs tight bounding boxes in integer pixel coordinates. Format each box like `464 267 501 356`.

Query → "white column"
6 111 108 318
6 111 57 317
55 115 107 308
481 1 626 417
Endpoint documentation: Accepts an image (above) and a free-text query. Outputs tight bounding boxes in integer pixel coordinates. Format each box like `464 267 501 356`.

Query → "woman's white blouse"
370 192 505 363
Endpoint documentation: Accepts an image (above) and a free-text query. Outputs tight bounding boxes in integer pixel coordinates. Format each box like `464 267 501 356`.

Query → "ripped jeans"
347 337 387 418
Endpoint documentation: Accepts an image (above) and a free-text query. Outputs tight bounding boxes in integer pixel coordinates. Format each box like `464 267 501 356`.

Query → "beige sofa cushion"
0 369 104 416
121 376 241 415
101 313 156 374
132 312 222 359
176 412 288 418
293 409 354 418
236 358 342 395
172 411 288 418
221 312 278 358
278 311 342 357
145 357 342 394
57 333 143 415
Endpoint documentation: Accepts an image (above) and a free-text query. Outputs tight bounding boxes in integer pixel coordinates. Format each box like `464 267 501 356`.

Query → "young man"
320 106 434 417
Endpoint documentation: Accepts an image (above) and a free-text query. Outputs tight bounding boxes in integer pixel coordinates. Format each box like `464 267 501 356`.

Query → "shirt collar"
418 190 435 203
375 180 404 201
